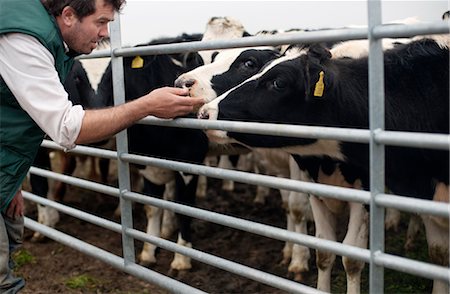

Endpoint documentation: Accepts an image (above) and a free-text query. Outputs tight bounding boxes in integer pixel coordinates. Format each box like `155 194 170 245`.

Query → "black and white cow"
174 41 315 279
199 35 449 293
96 17 249 271
175 31 418 281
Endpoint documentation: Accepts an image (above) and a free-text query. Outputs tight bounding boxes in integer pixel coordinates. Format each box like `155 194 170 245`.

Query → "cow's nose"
175 77 196 89
198 109 209 120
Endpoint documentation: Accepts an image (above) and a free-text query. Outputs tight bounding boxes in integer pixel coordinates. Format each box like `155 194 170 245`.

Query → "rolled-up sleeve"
0 33 85 149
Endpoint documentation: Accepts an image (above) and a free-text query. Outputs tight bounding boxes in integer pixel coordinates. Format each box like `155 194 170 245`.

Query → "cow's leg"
251 154 271 204
99 158 110 183
421 183 449 294
52 153 77 202
138 179 165 267
170 172 198 271
197 156 217 198
385 207 401 232
281 189 293 265
309 195 337 292
342 201 368 294
218 155 235 191
161 180 178 239
288 190 313 282
287 163 313 281
404 213 423 251
30 148 59 242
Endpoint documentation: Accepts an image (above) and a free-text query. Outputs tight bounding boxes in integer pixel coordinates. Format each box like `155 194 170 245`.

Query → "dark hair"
41 0 125 19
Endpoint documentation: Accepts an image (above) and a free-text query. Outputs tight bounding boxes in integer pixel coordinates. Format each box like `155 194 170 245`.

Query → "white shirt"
0 33 85 149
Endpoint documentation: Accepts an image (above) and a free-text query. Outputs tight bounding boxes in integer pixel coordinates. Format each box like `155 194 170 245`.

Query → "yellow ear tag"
131 56 144 69
313 71 325 97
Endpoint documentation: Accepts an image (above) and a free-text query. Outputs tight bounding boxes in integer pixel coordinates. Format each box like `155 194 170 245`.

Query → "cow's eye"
272 79 286 90
243 59 256 68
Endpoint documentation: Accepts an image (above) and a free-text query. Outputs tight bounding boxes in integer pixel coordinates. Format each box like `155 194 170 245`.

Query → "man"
0 0 204 292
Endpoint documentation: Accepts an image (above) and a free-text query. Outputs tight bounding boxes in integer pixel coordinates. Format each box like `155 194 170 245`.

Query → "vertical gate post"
367 0 386 292
110 12 136 264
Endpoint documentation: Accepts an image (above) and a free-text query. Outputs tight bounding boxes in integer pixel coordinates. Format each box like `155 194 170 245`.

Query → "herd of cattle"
26 14 449 293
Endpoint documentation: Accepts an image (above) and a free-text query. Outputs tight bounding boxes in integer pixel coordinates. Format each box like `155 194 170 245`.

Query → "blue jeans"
0 212 25 294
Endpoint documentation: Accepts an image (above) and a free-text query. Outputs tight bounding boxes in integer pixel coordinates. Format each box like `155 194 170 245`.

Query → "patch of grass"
65 274 99 290
12 248 35 268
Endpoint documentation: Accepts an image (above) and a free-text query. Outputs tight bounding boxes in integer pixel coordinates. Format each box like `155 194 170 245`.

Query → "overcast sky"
117 1 448 46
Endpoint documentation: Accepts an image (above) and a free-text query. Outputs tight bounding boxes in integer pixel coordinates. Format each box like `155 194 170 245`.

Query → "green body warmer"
0 0 75 211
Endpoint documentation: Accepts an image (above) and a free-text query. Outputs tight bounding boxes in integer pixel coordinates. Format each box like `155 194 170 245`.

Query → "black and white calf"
177 34 416 281
199 36 449 293
175 43 315 280
96 17 250 272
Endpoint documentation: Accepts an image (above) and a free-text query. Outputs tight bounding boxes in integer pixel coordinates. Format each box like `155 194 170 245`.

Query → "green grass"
12 248 35 269
65 274 99 290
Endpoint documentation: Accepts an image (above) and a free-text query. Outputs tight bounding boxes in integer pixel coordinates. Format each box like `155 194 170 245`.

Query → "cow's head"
198 45 337 149
175 47 280 102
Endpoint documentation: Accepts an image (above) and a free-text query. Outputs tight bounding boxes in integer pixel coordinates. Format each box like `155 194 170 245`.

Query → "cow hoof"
170 253 192 271
287 271 305 282
30 232 48 243
138 258 156 268
138 252 157 268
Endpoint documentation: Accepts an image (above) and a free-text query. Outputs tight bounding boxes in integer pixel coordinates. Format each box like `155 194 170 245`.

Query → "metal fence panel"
24 2 450 293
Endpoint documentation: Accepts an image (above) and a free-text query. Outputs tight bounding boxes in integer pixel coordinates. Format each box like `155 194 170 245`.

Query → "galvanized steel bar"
368 1 385 292
375 193 450 218
113 28 367 57
41 139 118 160
23 191 122 233
24 218 206 294
123 190 370 263
21 191 321 293
126 228 325 294
375 130 450 150
110 13 136 265
140 117 450 150
78 21 448 60
120 152 371 204
373 21 450 39
29 166 119 198
140 117 371 144
30 6 449 292
374 251 450 283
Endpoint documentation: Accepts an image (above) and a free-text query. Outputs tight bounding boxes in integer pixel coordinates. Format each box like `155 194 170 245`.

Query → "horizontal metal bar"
29 167 119 198
126 228 324 294
24 191 319 293
124 191 370 263
140 117 450 150
373 21 450 39
113 28 368 57
374 251 450 283
41 140 118 160
139 116 371 144
77 22 448 60
374 130 450 150
375 193 450 218
120 152 371 204
24 218 205 294
23 191 121 232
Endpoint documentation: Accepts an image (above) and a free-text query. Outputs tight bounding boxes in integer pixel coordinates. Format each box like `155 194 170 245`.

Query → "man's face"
62 0 115 54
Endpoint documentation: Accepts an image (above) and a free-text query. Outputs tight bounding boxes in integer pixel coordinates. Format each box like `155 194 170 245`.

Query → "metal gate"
24 1 450 293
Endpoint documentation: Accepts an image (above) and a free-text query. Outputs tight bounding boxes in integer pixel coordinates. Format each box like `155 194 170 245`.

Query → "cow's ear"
304 45 333 101
307 43 332 63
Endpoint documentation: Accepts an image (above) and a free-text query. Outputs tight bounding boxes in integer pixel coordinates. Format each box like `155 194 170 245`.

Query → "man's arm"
76 87 204 144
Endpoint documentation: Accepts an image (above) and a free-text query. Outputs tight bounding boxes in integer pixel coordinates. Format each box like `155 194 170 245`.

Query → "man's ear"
60 6 77 27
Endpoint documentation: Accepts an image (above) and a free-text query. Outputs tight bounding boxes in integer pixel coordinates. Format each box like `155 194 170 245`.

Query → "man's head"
42 0 125 54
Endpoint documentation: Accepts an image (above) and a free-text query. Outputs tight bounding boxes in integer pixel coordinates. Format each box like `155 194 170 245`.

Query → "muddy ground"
14 157 432 294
